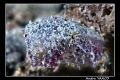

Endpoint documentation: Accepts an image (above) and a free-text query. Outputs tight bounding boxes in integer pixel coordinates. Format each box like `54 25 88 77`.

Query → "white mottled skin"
23 16 104 69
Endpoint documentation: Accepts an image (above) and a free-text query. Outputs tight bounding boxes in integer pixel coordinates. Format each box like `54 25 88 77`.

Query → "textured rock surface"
57 4 114 37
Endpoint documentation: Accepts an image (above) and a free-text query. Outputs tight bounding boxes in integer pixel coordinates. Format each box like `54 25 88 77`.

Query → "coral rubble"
6 27 27 76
